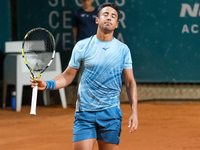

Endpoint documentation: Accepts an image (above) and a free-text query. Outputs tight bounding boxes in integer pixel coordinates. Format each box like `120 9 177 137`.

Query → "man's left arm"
123 68 138 133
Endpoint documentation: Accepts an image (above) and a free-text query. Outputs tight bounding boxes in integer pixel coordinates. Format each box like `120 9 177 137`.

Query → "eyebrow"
103 12 117 17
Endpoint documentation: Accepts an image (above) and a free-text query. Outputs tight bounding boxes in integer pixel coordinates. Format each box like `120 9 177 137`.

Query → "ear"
95 17 99 25
115 22 119 29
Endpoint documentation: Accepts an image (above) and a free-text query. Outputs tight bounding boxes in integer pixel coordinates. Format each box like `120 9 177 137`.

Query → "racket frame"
22 28 56 115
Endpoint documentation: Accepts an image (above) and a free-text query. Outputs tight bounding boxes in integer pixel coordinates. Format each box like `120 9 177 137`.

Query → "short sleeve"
69 42 83 69
124 47 132 69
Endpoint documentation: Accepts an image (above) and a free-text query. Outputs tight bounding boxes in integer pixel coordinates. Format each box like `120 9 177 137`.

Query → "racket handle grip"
30 85 38 115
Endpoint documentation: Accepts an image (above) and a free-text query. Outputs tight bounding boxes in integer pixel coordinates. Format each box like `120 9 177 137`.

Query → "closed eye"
112 14 116 19
102 12 117 19
103 12 109 16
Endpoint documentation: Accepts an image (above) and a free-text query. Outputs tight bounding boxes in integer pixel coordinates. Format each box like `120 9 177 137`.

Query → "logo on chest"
81 14 89 18
102 47 110 51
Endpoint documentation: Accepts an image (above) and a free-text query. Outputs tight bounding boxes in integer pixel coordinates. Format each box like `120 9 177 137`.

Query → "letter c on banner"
48 0 58 7
115 0 125 6
75 0 82 7
49 11 60 29
191 24 199 33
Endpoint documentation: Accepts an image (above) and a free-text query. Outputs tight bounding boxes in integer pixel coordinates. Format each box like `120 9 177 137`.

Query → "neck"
82 6 95 12
96 27 114 41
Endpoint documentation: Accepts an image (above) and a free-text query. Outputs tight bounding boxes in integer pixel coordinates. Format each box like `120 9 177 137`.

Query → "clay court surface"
0 101 200 150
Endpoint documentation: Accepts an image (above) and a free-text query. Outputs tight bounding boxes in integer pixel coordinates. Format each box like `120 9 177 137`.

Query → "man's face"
96 6 119 33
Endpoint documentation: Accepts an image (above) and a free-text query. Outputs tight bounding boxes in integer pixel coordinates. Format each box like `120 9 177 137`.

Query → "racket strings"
23 29 55 72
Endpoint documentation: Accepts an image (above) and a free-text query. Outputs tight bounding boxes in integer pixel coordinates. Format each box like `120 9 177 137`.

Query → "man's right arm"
53 66 79 90
30 66 79 90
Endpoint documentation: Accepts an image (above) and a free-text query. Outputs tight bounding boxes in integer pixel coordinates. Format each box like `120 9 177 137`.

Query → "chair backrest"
5 41 23 53
23 40 46 51
4 41 62 76
5 41 46 53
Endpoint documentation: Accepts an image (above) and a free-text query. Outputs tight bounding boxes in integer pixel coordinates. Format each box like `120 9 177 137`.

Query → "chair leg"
2 83 8 108
43 90 50 106
59 88 67 109
16 84 23 112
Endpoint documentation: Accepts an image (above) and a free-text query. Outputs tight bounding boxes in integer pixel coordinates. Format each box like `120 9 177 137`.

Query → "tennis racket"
22 28 56 115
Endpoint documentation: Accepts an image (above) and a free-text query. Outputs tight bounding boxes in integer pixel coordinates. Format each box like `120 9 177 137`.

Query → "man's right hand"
30 76 47 90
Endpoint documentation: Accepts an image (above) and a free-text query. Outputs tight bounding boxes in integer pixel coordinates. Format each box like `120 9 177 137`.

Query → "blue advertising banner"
16 0 200 82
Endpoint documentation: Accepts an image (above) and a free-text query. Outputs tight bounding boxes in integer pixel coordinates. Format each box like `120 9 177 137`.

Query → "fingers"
128 116 138 133
30 76 47 90
129 121 138 133
30 76 39 88
128 119 131 128
30 76 37 82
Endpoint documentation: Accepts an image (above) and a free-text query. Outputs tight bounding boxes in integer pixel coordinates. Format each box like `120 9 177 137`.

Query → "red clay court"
1 102 200 150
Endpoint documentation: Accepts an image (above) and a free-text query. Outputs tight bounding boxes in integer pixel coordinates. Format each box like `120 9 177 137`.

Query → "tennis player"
30 2 138 150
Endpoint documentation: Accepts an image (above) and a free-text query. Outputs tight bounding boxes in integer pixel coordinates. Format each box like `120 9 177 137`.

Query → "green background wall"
1 0 200 83
0 0 11 80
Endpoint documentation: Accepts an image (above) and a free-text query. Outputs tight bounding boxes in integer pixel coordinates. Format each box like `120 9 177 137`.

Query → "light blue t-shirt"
69 35 132 112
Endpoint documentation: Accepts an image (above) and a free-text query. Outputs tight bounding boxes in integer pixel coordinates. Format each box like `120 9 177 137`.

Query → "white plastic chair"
3 41 67 112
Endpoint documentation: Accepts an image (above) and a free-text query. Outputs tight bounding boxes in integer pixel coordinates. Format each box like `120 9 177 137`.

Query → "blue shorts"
73 106 122 144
